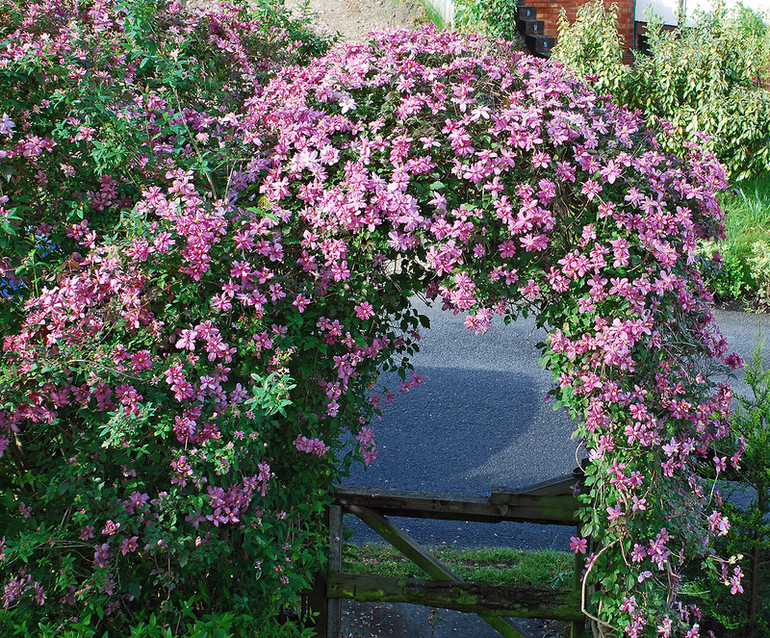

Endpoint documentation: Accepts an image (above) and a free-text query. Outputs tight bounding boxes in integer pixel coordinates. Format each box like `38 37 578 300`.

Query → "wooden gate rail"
336 486 578 525
305 471 586 638
327 573 583 620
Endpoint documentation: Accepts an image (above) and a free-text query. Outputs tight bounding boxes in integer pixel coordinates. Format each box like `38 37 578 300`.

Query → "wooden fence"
304 471 586 638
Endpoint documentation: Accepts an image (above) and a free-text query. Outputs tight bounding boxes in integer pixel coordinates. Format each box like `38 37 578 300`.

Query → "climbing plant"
0 0 743 635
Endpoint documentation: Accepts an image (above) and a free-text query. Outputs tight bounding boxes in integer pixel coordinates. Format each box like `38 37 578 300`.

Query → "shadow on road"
342 365 578 550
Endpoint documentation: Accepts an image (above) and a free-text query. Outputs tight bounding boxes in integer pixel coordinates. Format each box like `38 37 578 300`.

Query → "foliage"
0 1 746 637
552 1 629 97
453 0 520 42
696 244 754 302
552 0 770 180
695 342 770 636
695 175 770 305
631 6 770 181
0 0 335 634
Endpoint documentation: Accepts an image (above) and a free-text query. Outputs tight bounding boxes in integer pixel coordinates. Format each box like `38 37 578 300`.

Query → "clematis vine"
0 0 743 634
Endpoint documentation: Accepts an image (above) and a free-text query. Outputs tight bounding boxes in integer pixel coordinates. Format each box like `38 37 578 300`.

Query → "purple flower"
93 543 112 568
606 505 624 522
570 536 588 554
354 302 375 320
0 113 15 136
120 536 139 555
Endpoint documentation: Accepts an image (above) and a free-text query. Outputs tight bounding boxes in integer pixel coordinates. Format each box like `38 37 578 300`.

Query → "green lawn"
343 542 575 589
699 174 770 306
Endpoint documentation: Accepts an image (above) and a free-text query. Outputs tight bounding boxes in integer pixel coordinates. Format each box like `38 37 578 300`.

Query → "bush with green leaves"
696 243 755 302
0 1 748 636
694 342 770 636
694 175 770 306
552 0 770 181
551 1 630 97
453 0 520 42
0 0 334 635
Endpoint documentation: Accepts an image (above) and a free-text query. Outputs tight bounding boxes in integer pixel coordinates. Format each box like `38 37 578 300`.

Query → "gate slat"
346 504 534 638
328 573 583 621
335 487 577 525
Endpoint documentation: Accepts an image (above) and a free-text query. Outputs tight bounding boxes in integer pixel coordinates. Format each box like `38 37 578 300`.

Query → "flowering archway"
0 4 741 635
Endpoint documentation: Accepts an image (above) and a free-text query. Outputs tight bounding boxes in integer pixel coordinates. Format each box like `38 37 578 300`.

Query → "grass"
721 174 770 257
342 542 575 589
698 173 770 305
400 0 446 29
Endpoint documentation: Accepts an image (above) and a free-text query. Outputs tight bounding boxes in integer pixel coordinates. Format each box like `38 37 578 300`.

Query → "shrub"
694 175 770 306
696 342 770 636
453 0 520 42
631 7 770 181
0 0 335 634
552 1 630 97
0 3 746 637
552 0 770 180
695 243 755 302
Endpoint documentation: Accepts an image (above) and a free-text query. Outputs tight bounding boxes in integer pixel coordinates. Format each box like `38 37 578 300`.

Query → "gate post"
327 504 343 638
305 504 343 638
571 552 586 638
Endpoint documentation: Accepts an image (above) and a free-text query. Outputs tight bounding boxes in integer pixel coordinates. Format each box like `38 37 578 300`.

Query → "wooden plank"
484 614 534 638
346 505 534 638
335 487 578 525
493 470 581 497
571 551 587 638
488 493 578 525
346 504 463 582
327 573 583 622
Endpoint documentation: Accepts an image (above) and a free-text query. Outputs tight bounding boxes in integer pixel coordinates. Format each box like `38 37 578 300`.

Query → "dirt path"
298 0 425 43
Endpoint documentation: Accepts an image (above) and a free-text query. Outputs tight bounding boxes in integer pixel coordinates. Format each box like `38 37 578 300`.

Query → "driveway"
342 300 769 549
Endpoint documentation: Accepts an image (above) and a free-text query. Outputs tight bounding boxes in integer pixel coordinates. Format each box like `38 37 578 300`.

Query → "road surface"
342 300 769 550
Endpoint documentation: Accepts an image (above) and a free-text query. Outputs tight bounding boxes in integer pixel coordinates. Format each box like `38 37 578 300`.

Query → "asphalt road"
342 299 769 550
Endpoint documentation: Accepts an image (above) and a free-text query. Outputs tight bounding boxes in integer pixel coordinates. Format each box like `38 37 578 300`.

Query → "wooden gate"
305 471 586 638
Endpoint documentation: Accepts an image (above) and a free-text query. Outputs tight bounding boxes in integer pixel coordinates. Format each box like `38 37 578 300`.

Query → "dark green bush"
696 342 770 636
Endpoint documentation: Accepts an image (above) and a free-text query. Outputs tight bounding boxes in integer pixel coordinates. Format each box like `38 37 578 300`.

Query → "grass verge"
698 173 770 307
722 175 770 259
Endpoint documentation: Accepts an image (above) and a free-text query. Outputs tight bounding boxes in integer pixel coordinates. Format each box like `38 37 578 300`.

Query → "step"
517 18 545 36
517 5 537 19
525 34 556 57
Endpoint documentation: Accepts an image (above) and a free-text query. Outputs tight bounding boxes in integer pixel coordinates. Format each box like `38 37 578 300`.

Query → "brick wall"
522 0 637 61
